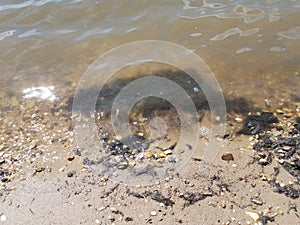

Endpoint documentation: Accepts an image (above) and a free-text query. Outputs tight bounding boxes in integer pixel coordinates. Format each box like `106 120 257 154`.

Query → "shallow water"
0 0 299 110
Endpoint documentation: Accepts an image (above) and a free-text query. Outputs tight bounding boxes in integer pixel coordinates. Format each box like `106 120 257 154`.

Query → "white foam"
210 27 259 41
22 86 56 101
0 30 16 40
190 32 202 37
269 46 286 52
278 26 300 39
236 47 252 54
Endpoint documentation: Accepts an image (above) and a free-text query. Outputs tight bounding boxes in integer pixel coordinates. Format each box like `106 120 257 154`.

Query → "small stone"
159 153 166 158
29 142 37 150
98 206 106 211
115 135 122 140
67 170 76 177
258 152 266 158
129 161 136 167
221 153 234 161
137 132 144 137
164 149 172 155
282 146 291 151
110 207 118 213
144 151 153 158
35 167 45 173
221 201 226 208
246 211 260 222
185 144 192 150
124 217 133 222
0 214 6 222
108 215 115 221
250 198 263 205
278 209 284 215
235 117 243 123
276 109 284 114
167 155 177 163
117 162 128 170
150 211 157 216
95 218 100 224
67 156 75 161
1 177 9 183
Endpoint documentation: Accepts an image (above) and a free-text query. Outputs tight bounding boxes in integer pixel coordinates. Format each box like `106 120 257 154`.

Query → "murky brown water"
0 0 299 110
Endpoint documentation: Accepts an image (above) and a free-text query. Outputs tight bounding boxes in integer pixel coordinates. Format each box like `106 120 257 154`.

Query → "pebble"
246 211 260 222
95 219 100 224
235 117 243 123
67 156 75 161
150 211 157 216
98 206 106 211
125 217 133 222
250 198 263 205
144 151 153 158
137 132 144 137
221 153 234 161
159 153 166 158
108 215 115 221
67 170 76 177
276 109 284 114
164 149 172 155
35 167 45 173
116 161 128 170
0 214 6 222
185 144 192 150
167 155 177 163
282 146 291 151
129 161 136 166
221 201 226 208
110 207 118 213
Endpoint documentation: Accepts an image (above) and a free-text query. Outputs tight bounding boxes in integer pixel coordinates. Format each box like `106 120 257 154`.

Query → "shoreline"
0 84 299 225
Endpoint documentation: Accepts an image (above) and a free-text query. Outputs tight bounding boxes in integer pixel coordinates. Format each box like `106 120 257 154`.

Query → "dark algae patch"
127 189 175 206
238 112 279 135
240 113 300 199
178 192 207 207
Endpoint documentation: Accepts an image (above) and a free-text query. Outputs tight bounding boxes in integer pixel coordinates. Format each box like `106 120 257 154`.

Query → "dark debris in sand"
240 113 300 199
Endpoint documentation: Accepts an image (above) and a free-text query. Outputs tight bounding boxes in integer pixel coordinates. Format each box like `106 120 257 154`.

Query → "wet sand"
0 77 299 225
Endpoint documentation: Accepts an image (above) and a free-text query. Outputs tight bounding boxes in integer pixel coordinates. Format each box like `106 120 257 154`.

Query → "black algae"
238 112 278 135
